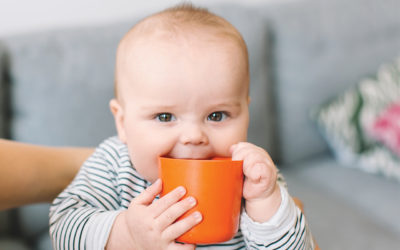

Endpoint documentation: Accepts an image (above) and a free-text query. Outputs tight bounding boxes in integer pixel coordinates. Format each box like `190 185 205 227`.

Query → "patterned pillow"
369 101 400 157
311 57 400 182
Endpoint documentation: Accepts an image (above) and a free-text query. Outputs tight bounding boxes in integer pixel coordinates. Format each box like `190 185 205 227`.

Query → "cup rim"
158 156 241 163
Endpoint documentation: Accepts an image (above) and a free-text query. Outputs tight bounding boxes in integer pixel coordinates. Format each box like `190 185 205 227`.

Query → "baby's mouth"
163 152 216 160
163 155 214 160
163 147 216 160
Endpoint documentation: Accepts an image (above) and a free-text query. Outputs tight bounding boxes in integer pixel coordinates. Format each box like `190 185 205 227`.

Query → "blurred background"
1 0 400 249
0 0 279 37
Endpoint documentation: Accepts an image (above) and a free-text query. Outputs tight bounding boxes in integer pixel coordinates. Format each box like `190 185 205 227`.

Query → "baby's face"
112 36 249 183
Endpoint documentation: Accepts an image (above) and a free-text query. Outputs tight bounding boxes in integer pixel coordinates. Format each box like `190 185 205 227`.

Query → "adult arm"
0 139 93 210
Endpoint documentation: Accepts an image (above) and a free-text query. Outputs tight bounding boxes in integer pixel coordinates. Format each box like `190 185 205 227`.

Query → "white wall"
0 0 283 37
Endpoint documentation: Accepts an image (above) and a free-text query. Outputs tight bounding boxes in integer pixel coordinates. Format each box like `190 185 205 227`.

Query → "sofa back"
256 0 400 164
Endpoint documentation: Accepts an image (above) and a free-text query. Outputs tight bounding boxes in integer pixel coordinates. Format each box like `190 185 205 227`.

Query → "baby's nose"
179 123 209 145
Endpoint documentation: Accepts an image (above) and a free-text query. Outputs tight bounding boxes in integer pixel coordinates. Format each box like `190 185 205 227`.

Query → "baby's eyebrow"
140 104 177 111
212 101 242 109
138 101 242 113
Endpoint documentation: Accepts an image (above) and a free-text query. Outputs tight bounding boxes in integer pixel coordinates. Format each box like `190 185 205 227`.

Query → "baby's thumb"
132 178 162 206
173 243 196 250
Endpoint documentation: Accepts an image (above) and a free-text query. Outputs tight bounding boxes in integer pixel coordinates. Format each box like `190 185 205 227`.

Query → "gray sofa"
1 0 399 249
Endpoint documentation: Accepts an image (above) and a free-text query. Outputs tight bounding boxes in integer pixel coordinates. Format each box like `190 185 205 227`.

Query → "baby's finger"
170 242 196 250
231 142 263 161
131 178 162 206
230 142 254 154
244 163 269 183
230 142 249 157
149 186 187 217
242 154 274 173
162 211 202 242
156 196 197 230
231 143 274 168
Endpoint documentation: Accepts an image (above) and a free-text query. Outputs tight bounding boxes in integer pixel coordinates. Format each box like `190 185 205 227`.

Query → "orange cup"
158 157 243 244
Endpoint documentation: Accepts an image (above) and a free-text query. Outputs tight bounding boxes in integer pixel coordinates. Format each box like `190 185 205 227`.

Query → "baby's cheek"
138 161 159 183
217 142 236 158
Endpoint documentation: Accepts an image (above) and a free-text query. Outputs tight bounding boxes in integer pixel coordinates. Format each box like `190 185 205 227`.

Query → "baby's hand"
230 142 281 222
106 179 202 250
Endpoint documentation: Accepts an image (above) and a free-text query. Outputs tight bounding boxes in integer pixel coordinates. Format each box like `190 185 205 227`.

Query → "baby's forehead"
120 7 247 55
114 5 249 100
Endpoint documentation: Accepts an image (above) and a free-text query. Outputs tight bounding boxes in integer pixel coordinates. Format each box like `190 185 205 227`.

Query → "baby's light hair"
114 3 249 100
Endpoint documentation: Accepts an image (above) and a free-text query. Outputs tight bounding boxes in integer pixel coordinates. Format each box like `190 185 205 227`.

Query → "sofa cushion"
4 23 134 147
258 0 400 164
281 155 400 249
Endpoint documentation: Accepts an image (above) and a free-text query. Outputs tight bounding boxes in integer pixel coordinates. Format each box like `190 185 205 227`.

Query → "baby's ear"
110 99 127 143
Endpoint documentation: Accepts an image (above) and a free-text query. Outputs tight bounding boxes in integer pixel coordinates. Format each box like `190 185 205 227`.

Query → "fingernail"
176 186 186 195
187 196 196 206
154 178 161 185
193 211 202 222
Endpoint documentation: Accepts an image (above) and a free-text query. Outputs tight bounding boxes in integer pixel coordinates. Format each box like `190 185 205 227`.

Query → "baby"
50 4 314 249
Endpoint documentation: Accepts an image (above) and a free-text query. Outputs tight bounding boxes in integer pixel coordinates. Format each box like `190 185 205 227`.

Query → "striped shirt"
49 136 314 249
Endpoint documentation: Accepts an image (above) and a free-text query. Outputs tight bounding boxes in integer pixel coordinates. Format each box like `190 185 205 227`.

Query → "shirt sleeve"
240 183 315 249
49 139 123 250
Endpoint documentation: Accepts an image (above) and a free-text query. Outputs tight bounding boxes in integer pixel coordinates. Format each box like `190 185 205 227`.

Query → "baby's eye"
156 113 176 122
207 111 228 122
